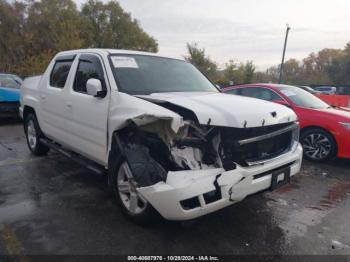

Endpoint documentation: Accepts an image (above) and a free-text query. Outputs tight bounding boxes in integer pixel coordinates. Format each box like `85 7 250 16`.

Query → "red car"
222 84 350 162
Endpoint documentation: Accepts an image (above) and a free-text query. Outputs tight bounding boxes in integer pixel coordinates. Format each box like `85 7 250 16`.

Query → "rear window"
50 61 73 88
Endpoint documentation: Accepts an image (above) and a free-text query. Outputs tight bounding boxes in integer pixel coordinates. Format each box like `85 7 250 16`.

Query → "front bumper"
334 128 350 159
138 143 303 220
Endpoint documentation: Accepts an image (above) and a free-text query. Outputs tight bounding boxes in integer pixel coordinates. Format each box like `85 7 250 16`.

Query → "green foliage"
260 44 350 85
185 41 350 86
0 0 158 76
81 0 158 52
221 60 243 85
327 43 350 85
0 0 26 73
3 0 349 87
243 61 255 83
185 43 255 86
185 43 218 82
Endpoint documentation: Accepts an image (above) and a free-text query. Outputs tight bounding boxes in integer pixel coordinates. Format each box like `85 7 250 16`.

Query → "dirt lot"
0 119 350 256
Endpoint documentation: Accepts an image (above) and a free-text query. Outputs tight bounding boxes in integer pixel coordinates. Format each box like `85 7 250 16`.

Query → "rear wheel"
24 113 50 156
301 128 337 162
109 159 159 224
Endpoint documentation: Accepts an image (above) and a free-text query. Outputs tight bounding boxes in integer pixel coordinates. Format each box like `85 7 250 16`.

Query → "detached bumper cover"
138 143 303 220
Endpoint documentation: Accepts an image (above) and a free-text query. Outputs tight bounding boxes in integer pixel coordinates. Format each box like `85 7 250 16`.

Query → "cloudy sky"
75 0 350 70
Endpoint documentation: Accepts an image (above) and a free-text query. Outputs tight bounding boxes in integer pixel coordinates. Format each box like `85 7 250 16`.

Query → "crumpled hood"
0 87 20 102
137 92 297 128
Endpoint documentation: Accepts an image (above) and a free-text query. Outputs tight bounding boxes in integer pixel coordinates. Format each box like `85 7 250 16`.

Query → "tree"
220 60 255 86
328 44 350 85
185 43 218 81
299 48 342 84
281 59 301 84
0 0 158 76
243 61 255 83
222 60 238 85
0 0 26 73
81 0 158 52
258 44 350 85
21 0 86 75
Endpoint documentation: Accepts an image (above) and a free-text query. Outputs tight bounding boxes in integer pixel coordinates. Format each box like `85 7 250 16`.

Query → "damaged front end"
115 112 302 220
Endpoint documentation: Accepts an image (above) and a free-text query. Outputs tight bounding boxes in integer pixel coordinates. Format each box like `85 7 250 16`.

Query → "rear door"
39 55 75 146
64 53 110 165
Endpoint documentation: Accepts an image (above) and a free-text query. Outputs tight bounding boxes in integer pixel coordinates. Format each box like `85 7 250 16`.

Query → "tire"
300 128 337 162
24 113 50 156
109 157 159 225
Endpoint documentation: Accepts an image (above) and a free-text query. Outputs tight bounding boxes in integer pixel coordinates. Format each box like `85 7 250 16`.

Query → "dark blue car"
0 73 22 117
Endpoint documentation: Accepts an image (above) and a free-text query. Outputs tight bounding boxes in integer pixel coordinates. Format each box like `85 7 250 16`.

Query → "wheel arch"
107 130 124 171
23 106 37 135
23 105 36 121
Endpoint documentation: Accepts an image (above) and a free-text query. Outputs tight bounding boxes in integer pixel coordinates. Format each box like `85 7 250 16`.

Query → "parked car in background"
313 86 337 95
20 49 302 223
336 86 350 96
310 86 350 108
0 73 22 117
222 84 350 162
298 86 321 95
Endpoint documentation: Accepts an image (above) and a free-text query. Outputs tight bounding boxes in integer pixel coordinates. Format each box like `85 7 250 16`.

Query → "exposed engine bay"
117 102 299 188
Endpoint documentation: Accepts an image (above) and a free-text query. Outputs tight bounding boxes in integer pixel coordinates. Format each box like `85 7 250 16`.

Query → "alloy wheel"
117 162 148 215
27 119 37 150
302 133 331 160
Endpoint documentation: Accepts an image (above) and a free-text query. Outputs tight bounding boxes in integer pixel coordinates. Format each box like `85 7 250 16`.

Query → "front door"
64 53 110 165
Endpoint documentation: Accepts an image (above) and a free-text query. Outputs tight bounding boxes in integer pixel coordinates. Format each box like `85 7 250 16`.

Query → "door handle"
40 94 46 100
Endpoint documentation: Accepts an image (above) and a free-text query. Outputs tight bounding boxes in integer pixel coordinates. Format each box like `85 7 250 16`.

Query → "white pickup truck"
20 49 303 223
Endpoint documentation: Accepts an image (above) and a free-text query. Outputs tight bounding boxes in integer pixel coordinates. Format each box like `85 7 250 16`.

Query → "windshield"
276 85 330 109
0 75 22 89
110 54 218 95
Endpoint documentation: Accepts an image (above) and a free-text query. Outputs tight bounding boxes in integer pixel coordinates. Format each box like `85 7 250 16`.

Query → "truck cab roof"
55 48 184 61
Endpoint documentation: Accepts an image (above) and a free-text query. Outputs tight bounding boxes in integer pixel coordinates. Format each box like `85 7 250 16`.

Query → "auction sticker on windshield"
111 56 139 68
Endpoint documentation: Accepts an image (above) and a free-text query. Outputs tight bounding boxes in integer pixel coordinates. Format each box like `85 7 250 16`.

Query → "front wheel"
109 159 159 224
300 128 337 162
24 113 50 156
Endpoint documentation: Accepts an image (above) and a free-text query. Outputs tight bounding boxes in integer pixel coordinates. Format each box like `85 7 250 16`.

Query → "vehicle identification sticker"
111 56 139 68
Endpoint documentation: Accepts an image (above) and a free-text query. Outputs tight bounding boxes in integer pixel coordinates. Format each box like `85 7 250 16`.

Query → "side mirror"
86 78 105 97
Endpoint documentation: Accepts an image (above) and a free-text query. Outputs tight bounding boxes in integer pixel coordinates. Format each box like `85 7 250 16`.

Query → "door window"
240 87 282 101
74 55 105 94
225 88 241 95
50 61 73 88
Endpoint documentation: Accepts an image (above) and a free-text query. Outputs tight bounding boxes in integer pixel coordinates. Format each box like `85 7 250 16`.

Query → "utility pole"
279 24 291 84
